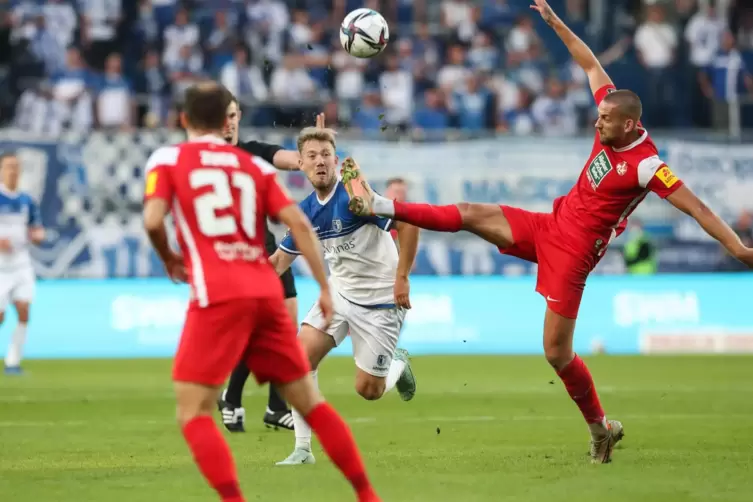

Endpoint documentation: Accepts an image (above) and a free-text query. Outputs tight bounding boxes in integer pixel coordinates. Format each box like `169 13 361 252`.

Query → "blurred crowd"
0 0 751 136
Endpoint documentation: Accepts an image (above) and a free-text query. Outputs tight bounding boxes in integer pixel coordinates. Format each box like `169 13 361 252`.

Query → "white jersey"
0 185 41 270
279 182 397 307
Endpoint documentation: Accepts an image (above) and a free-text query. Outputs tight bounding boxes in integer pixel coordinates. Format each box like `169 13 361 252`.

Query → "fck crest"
616 161 628 176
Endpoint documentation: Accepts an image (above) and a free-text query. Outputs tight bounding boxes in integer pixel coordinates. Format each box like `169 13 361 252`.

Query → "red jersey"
143 135 293 307
553 84 684 255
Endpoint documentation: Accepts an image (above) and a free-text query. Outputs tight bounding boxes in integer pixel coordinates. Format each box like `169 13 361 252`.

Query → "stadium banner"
0 130 747 278
7 274 753 360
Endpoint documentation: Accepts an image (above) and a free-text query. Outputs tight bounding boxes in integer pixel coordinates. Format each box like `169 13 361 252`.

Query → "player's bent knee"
354 373 386 401
174 382 218 425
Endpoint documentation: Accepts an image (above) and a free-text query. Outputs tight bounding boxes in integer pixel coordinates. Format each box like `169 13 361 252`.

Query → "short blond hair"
297 127 337 152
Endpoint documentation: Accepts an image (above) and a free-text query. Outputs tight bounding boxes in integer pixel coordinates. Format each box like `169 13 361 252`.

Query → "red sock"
557 355 605 424
306 403 378 501
393 201 463 232
182 416 245 502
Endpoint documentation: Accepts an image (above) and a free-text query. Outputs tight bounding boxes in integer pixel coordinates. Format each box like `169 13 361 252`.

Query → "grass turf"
1 355 751 501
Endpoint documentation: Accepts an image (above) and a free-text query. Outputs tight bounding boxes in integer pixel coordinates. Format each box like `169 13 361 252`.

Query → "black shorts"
265 226 297 299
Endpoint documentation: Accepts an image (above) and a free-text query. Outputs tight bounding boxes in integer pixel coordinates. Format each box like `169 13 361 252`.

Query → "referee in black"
216 88 325 432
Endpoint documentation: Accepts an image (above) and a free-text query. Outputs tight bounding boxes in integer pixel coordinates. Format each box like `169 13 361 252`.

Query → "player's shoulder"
145 145 181 172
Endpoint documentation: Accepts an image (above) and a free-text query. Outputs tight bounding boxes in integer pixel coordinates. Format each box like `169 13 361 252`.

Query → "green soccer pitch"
1 355 752 501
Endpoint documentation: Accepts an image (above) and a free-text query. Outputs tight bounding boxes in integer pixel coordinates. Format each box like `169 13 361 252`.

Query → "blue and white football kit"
279 182 405 377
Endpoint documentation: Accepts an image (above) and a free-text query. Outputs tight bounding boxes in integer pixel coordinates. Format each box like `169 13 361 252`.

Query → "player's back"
146 137 289 307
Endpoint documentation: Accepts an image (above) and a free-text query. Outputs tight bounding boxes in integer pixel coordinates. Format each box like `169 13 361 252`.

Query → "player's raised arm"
393 221 419 309
665 185 753 267
530 0 612 94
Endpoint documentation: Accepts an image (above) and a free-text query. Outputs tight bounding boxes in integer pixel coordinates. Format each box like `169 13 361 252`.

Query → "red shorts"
499 206 600 319
173 297 310 387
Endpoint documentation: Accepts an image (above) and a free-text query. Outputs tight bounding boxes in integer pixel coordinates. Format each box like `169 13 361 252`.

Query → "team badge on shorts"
332 218 342 233
616 161 627 176
376 354 388 368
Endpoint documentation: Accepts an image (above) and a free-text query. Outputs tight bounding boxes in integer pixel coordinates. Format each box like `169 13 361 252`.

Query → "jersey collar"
187 134 226 144
613 129 648 152
0 184 19 197
316 182 339 206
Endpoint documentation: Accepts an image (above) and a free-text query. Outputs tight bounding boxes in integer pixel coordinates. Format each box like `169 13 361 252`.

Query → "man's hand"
316 112 326 128
0 238 11 252
530 0 556 25
394 275 411 309
164 252 188 283
318 287 334 329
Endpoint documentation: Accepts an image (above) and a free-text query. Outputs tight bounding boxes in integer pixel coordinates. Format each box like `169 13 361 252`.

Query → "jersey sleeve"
27 197 41 227
637 156 684 199
143 146 179 202
594 84 616 105
362 214 393 231
239 140 283 165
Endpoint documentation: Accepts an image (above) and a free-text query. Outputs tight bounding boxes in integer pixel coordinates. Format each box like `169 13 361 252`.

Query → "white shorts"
303 293 406 377
0 267 36 312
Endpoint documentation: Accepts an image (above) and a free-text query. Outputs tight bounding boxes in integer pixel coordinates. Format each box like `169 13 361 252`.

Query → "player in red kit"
142 83 381 502
341 0 753 464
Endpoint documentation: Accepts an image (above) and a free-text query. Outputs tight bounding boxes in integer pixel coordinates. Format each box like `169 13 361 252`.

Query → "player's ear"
179 112 188 130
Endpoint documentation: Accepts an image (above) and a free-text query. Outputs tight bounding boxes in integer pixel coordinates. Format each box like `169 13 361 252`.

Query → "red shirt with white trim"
552 84 684 255
143 135 293 307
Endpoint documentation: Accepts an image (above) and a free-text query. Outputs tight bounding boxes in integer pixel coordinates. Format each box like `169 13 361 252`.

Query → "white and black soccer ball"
339 8 389 58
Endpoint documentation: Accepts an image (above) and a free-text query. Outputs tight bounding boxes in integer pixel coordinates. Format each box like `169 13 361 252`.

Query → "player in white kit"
270 128 419 465
0 153 45 374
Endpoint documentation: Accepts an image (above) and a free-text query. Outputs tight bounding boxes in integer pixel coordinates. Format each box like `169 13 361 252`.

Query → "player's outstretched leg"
278 374 381 502
354 348 416 402
341 158 514 248
177 382 246 502
217 361 250 432
544 308 624 463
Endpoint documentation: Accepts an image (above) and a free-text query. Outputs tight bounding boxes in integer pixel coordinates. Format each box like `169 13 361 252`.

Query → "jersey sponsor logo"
616 161 628 176
145 171 158 196
655 165 678 188
332 218 342 233
214 241 265 262
199 151 240 168
586 150 613 189
323 238 356 255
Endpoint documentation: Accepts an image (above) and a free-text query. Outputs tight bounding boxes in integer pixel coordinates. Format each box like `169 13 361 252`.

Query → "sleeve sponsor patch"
145 171 158 196
654 165 678 188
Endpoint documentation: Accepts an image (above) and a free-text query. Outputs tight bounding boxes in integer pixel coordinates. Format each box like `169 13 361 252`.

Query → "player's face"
224 102 241 144
300 140 338 191
0 156 20 189
595 102 630 146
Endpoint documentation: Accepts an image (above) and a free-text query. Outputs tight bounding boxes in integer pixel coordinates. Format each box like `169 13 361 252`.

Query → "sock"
305 402 375 500
181 416 245 502
392 201 463 232
4 323 27 368
372 193 396 216
267 384 289 413
292 370 317 450
557 355 607 436
225 362 250 408
384 359 406 394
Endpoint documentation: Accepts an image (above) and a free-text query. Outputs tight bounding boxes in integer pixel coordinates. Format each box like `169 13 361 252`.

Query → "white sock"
588 418 609 439
372 193 395 217
384 358 406 394
293 370 318 451
5 323 28 368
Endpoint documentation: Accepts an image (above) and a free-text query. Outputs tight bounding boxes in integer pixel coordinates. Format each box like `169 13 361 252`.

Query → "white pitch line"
0 413 748 429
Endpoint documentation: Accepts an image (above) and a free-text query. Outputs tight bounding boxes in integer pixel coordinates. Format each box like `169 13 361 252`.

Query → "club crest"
332 218 342 233
616 161 628 176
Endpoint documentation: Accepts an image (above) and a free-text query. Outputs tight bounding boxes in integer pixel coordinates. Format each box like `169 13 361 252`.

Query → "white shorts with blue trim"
302 291 406 377
0 266 36 311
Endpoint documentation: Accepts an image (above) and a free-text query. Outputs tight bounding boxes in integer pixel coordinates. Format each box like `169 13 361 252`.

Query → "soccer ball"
339 8 389 58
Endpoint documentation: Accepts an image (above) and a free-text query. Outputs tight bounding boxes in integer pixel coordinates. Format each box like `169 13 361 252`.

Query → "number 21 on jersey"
190 168 257 238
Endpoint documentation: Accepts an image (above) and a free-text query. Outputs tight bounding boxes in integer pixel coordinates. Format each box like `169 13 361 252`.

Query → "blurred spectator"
29 14 65 76
205 10 238 72
220 45 268 103
450 74 494 130
379 54 413 129
163 7 199 69
437 45 471 94
480 0 517 36
136 49 171 127
288 9 312 53
685 3 725 127
44 0 77 50
352 86 385 133
634 4 677 127
506 15 540 62
532 77 578 136
413 88 450 133
135 0 160 50
95 53 134 130
333 46 366 120
166 44 204 100
701 30 753 130
270 55 315 104
49 46 94 133
502 87 535 135
441 0 477 44
245 0 288 69
79 0 122 71
468 31 500 73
